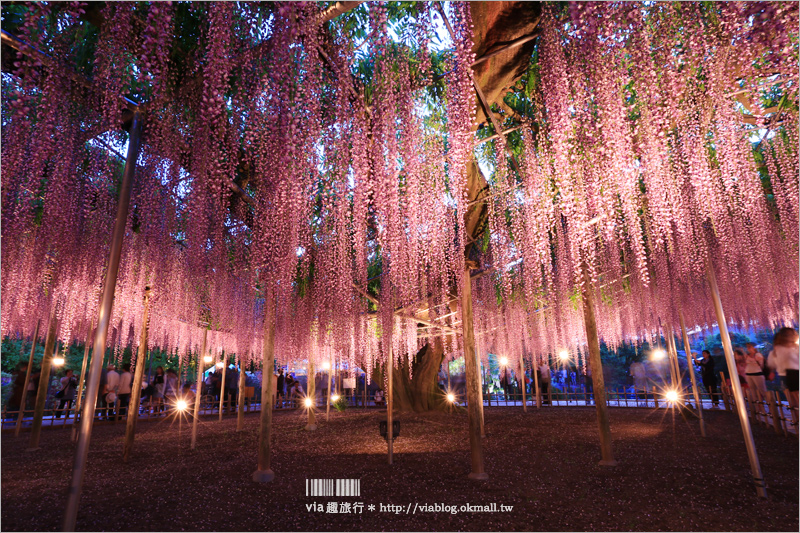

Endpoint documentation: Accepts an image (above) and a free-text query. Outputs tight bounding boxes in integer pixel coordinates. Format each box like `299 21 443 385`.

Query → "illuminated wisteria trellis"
1 0 797 520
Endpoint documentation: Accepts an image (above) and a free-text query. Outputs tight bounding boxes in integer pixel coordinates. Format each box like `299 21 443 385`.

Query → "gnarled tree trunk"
373 340 448 412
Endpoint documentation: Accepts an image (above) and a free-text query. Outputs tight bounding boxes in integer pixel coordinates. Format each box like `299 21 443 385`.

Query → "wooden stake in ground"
253 293 276 482
707 264 766 498
123 287 151 462
237 358 246 432
581 263 617 466
218 352 227 421
191 328 208 450
461 264 488 479
28 309 58 451
15 319 40 437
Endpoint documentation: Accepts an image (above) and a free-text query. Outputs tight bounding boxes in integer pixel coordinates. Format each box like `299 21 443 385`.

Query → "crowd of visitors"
4 327 798 424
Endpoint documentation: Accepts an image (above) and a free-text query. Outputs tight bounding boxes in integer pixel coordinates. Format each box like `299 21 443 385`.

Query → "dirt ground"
1 406 797 531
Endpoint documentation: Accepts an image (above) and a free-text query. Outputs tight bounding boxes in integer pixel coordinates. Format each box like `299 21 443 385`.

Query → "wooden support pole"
476 346 485 437
680 311 705 437
123 287 151 462
62 111 142 532
326 364 333 422
28 310 57 450
667 325 681 391
218 352 227 420
191 329 208 450
533 357 541 408
387 321 394 465
306 360 317 431
15 319 40 437
237 359 246 432
520 357 527 412
707 264 767 498
253 292 276 482
462 266 488 479
581 264 617 466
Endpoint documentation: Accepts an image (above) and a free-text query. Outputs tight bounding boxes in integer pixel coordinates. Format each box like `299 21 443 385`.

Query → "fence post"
768 392 781 435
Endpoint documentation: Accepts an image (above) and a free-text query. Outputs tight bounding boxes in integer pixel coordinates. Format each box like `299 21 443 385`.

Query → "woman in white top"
768 328 799 411
117 363 133 417
743 343 767 419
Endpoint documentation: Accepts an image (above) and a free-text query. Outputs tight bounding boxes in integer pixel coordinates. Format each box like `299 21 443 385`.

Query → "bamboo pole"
520 357 527 412
28 310 58 450
191 329 208 450
707 264 767 498
306 360 317 431
15 319 40 437
62 111 142 532
534 357 541 408
462 265 488 479
123 288 151 462
237 359 246 431
581 263 617 466
218 352 227 421
253 292 276 482
680 311 705 437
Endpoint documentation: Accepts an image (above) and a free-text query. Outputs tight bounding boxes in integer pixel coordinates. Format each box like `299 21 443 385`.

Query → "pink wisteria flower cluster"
1 2 796 380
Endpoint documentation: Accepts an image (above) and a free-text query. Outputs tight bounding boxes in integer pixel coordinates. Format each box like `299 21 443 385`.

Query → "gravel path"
2 407 797 531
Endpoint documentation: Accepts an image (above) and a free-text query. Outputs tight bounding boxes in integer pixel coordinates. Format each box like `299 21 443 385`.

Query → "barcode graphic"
305 479 360 497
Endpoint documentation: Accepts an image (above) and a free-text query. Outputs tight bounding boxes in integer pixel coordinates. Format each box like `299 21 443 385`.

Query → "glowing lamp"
331 394 340 402
321 360 331 370
52 356 65 366
665 390 679 403
176 399 188 411
215 361 224 368
558 350 570 361
304 397 314 408
446 393 456 403
203 355 213 364
499 356 509 366
652 349 666 360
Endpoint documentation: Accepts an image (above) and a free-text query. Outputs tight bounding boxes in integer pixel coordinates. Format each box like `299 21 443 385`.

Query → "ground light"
203 355 213 364
215 361 224 368
331 394 340 402
559 350 570 361
665 390 679 403
304 396 314 408
446 393 456 403
176 399 188 411
651 349 666 360
52 356 65 366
